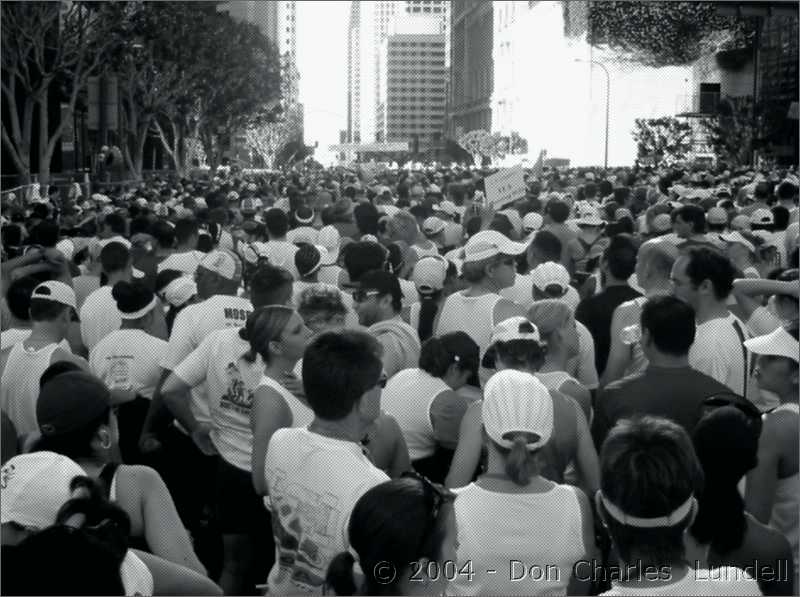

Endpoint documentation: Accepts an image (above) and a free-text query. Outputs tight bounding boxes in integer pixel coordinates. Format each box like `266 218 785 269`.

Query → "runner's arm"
131 550 222 596
745 415 781 524
600 304 633 388
133 465 207 575
250 386 293 496
444 401 483 489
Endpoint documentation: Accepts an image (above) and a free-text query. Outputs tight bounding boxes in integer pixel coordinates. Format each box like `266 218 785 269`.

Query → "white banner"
484 164 526 209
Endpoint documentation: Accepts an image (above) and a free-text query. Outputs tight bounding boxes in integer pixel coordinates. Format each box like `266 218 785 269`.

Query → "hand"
139 433 162 455
191 424 218 456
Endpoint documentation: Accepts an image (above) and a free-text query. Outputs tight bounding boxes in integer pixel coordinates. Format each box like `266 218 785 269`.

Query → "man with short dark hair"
672 204 723 251
79 242 133 350
263 330 389 595
671 247 751 397
0 281 87 436
576 234 642 377
157 218 203 276
541 199 581 272
592 295 731 448
253 208 300 279
354 269 421 378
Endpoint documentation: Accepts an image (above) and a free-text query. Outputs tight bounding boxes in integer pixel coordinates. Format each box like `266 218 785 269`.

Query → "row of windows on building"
389 41 445 48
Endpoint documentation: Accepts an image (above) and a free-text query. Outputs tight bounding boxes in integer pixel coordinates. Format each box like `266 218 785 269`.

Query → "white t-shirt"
1 328 31 349
90 329 168 399
690 313 750 397
600 567 761 596
449 482 587 596
161 294 254 424
253 240 300 280
157 250 206 276
173 327 263 471
399 277 420 308
80 286 121 351
264 428 389 595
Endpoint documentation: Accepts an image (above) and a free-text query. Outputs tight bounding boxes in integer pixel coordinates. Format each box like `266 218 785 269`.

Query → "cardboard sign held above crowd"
484 164 527 209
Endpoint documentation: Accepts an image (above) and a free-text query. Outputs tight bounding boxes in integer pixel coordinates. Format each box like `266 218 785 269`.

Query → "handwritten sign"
484 164 526 209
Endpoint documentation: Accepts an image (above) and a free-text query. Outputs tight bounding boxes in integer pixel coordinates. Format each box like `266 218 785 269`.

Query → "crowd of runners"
0 160 798 596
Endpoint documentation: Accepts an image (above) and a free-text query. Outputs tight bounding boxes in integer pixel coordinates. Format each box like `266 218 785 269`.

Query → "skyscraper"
347 1 448 144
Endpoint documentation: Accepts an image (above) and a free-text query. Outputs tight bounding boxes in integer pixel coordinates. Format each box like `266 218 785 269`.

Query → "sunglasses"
353 289 381 303
401 470 455 550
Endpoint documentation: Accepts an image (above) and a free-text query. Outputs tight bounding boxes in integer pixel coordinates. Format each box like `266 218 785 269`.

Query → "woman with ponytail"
325 475 458 596
409 255 459 342
159 305 312 595
32 369 206 578
448 370 595 596
689 406 794 596
381 332 479 484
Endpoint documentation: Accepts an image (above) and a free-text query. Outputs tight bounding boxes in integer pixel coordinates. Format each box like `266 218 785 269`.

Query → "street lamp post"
575 58 610 169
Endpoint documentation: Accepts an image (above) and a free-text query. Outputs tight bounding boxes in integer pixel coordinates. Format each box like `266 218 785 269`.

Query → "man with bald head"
601 237 679 387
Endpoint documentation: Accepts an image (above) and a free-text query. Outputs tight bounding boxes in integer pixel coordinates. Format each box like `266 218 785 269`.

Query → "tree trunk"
200 130 218 174
37 95 50 185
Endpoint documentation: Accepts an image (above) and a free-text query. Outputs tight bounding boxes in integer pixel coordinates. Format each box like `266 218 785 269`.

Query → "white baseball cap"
55 239 75 261
31 280 77 310
744 326 799 363
412 256 448 294
1 452 86 529
577 207 605 227
490 316 542 345
199 249 242 281
380 205 401 219
531 262 571 293
318 225 341 265
463 230 528 263
750 208 774 226
433 200 458 217
482 370 554 451
422 216 446 235
720 231 756 254
523 212 544 232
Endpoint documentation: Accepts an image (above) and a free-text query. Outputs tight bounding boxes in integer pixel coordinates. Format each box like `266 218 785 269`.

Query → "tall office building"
448 0 493 138
347 1 448 144
378 31 447 150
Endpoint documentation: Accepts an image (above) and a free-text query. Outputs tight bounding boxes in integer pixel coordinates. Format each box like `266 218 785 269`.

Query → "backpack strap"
730 318 750 400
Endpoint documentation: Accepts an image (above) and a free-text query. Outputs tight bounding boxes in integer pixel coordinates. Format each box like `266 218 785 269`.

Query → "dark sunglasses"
401 470 455 550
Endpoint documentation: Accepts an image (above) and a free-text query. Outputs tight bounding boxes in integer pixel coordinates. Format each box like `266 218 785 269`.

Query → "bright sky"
296 1 350 163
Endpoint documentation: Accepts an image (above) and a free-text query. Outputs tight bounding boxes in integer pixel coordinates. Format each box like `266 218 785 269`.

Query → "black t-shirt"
575 284 642 377
591 366 734 450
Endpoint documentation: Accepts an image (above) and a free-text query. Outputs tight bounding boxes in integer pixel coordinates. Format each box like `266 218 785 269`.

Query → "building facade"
448 0 493 139
378 32 447 151
347 1 448 145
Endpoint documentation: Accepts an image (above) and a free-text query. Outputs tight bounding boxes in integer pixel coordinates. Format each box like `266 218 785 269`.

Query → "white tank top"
536 371 580 393
769 402 799 587
257 375 314 429
381 368 451 460
0 342 62 435
449 482 586 596
436 292 502 356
